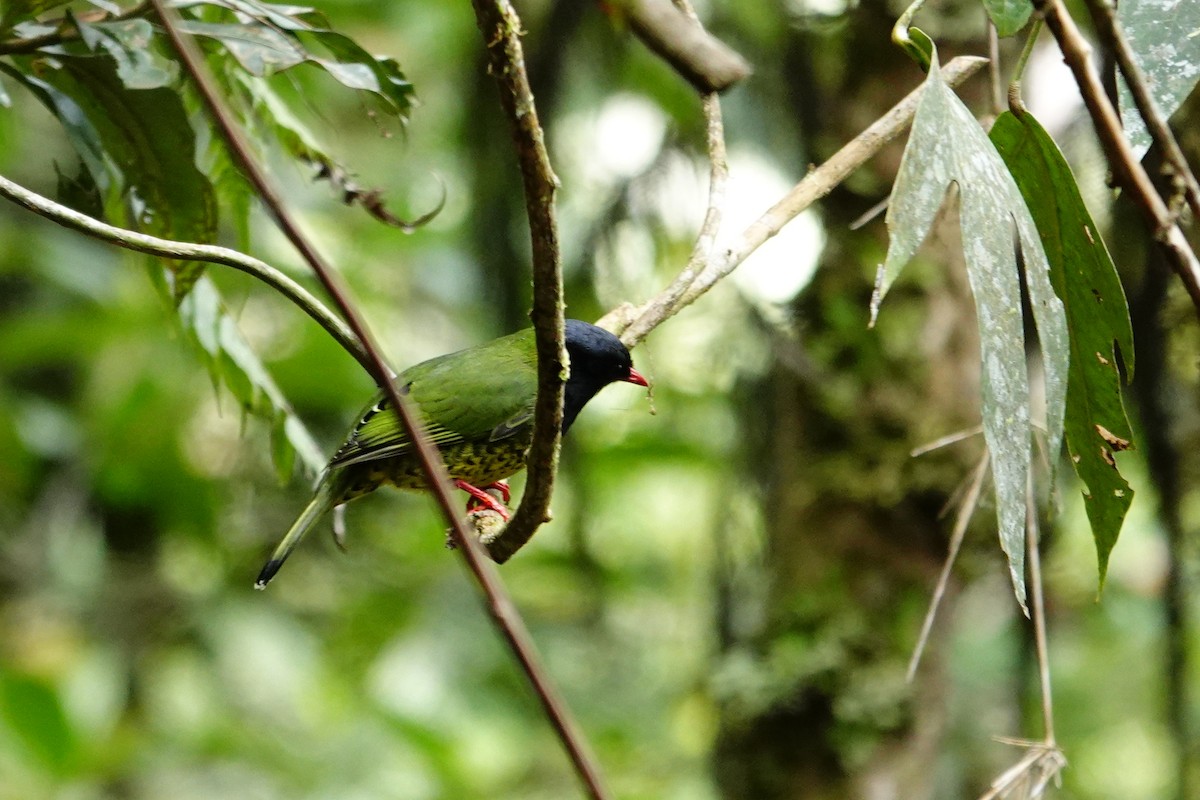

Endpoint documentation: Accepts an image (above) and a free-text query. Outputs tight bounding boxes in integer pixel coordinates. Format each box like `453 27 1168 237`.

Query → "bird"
255 319 647 588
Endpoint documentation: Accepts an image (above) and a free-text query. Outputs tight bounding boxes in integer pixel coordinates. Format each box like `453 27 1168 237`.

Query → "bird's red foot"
455 479 511 521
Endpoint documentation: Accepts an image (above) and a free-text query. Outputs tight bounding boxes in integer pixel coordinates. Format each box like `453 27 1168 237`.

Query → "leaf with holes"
991 110 1135 592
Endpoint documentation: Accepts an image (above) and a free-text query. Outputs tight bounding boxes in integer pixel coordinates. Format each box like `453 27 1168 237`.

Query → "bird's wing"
328 332 536 470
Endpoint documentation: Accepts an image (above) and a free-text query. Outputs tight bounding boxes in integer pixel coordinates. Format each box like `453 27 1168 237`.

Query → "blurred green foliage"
0 1 1197 799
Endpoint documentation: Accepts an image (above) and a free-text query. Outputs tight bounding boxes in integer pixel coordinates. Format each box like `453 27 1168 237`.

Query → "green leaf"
0 0 71 36
894 25 935 72
178 276 326 478
71 16 176 89
24 53 217 297
1117 0 1200 157
871 49 1069 613
0 62 114 189
981 0 1033 37
991 110 1135 591
174 20 307 76
0 672 75 773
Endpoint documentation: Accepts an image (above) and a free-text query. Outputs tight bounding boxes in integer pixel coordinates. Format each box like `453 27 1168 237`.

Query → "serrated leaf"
179 277 325 477
871 50 1069 613
991 110 1135 591
982 0 1034 37
1117 0 1200 158
27 53 217 297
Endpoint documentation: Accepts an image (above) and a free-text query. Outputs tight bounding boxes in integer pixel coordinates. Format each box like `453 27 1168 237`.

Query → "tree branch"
468 1 572 568
0 172 367 372
1081 0 1200 223
1033 0 1200 319
147 3 611 799
618 0 751 93
602 55 990 347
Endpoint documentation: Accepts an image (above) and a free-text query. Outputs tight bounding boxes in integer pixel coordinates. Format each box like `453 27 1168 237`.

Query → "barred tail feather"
255 479 338 590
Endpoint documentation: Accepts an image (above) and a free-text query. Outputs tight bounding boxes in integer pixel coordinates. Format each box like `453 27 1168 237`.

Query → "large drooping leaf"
981 0 1033 38
179 276 326 478
1117 0 1200 157
870 50 1069 613
991 111 1136 592
22 53 217 297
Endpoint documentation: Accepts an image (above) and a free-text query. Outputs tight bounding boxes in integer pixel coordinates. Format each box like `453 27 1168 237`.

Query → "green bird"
255 319 647 588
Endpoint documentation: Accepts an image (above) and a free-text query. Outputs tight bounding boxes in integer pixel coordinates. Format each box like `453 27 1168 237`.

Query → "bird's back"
325 329 539 499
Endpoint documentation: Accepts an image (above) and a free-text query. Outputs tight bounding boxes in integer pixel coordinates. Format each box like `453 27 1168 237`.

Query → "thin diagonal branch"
619 91 728 346
1082 0 1200 224
602 55 989 347
468 0 570 569
907 451 989 681
1026 477 1056 744
0 172 367 371
1033 0 1200 319
146 3 610 799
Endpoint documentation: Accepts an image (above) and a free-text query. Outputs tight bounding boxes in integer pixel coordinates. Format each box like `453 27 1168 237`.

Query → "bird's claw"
454 479 512 521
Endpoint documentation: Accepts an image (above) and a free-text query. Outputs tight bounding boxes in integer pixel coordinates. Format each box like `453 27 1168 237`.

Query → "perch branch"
148 3 610 799
466 0 570 571
1033 0 1200 319
0 173 367 371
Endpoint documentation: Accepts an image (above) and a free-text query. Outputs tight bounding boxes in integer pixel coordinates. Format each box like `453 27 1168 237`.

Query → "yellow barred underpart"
335 437 532 502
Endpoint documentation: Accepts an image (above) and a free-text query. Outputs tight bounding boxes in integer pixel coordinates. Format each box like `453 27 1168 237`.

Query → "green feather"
328 328 537 469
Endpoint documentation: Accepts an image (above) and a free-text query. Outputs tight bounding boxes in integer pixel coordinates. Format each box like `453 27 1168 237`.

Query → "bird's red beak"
625 367 649 387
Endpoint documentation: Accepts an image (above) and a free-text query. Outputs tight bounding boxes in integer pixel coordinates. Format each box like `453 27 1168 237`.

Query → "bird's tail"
255 478 338 590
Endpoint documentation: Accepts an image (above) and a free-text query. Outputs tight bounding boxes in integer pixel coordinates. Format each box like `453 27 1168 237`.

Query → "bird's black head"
562 319 647 434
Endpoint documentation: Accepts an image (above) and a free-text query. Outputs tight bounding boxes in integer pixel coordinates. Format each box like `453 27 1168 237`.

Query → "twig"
466 0 569 569
1033 0 1200 320
974 482 1065 800
619 0 752 93
0 172 367 371
1026 477 1055 743
987 18 1004 118
147 2 611 798
604 55 989 348
977 739 1066 800
1082 0 1200 223
907 451 989 682
618 91 728 345
910 424 984 458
